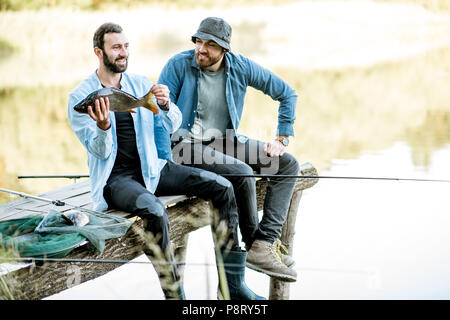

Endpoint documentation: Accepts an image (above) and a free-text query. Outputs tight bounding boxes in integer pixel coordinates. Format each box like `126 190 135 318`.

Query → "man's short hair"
93 22 123 49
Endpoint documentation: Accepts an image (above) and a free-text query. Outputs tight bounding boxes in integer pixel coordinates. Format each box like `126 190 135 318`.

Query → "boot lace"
274 239 289 264
269 242 284 265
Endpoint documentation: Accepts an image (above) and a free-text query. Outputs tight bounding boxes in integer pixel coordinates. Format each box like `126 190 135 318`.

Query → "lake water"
2 1 450 299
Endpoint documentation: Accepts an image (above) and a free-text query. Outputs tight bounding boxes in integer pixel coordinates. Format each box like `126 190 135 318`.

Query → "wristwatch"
159 99 171 111
277 136 289 147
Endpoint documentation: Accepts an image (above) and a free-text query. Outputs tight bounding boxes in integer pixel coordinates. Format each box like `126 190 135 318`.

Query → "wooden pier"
0 162 318 300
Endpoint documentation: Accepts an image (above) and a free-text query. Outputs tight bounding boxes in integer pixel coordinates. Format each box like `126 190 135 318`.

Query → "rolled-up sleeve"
159 100 182 134
68 93 113 160
245 58 297 137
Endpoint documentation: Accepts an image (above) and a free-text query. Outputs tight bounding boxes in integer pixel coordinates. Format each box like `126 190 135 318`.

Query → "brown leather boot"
274 239 296 268
246 239 297 282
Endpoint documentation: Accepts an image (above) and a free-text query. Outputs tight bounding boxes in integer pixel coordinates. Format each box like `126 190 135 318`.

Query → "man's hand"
87 97 111 131
151 84 170 109
264 136 289 157
264 140 286 157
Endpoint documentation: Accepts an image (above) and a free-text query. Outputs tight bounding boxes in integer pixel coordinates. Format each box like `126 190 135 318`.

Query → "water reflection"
404 110 450 167
2 45 450 205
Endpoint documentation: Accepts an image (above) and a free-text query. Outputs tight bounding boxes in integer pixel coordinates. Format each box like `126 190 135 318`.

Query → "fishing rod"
18 174 89 180
17 174 450 183
220 174 450 183
18 174 89 184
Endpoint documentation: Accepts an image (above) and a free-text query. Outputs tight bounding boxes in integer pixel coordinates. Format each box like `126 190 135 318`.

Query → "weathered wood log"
0 162 318 300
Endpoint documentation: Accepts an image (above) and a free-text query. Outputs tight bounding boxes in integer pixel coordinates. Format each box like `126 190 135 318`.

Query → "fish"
73 87 159 115
62 210 90 227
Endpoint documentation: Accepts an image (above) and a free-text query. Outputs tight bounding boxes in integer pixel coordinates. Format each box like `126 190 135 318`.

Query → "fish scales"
73 87 159 114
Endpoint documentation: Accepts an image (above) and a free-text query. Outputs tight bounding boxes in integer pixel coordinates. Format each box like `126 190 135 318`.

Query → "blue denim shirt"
158 49 298 138
68 71 181 211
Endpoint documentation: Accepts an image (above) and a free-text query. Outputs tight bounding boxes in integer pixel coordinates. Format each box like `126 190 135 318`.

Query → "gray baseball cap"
191 17 232 51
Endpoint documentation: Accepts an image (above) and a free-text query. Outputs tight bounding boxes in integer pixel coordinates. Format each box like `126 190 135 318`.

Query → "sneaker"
246 239 297 282
274 239 295 268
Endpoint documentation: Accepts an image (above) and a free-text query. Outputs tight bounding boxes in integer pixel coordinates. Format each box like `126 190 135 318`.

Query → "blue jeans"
172 134 299 247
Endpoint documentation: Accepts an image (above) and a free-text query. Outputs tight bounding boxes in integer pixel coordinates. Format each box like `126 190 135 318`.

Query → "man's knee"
136 193 166 217
280 153 299 175
199 170 234 192
234 162 254 175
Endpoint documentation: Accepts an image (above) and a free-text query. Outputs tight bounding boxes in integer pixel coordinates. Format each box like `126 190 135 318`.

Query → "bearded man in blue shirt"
159 17 300 282
68 22 264 300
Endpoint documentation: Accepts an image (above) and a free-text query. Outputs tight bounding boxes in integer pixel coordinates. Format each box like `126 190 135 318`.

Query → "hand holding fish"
151 84 170 110
87 97 111 131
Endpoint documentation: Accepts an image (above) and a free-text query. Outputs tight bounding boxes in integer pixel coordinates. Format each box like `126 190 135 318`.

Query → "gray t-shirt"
190 67 231 141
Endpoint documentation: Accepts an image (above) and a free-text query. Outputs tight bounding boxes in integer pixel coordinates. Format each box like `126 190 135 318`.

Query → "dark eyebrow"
112 42 129 47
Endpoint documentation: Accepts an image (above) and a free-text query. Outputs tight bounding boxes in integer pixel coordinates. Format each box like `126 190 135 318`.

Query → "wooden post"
269 162 318 300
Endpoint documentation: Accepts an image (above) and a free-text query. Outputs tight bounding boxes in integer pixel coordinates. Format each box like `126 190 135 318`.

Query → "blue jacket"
68 71 182 211
158 49 297 138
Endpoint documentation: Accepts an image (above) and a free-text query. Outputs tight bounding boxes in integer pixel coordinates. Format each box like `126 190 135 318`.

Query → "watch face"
281 137 289 146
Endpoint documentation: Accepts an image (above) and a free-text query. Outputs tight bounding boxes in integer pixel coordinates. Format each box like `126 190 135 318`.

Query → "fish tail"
141 90 159 115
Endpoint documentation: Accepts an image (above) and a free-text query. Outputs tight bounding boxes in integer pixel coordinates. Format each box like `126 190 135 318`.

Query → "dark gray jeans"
172 135 299 247
103 161 240 252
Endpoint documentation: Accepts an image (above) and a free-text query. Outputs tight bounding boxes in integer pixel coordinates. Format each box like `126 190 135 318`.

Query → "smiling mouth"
197 53 208 60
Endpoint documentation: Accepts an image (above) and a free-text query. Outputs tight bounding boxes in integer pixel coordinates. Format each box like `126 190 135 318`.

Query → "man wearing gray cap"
158 17 299 283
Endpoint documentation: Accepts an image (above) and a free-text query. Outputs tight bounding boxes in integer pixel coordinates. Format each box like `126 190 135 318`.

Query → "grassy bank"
1 0 450 11
376 0 450 11
0 0 299 11
0 38 15 58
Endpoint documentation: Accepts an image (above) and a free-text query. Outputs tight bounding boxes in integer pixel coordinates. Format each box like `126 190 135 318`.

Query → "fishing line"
0 257 371 275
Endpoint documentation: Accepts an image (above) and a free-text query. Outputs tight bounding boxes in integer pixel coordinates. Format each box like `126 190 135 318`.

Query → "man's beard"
103 51 128 73
195 50 223 69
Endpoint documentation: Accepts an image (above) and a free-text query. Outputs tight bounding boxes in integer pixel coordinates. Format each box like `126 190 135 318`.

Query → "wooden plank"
39 180 91 200
0 181 91 217
0 180 188 222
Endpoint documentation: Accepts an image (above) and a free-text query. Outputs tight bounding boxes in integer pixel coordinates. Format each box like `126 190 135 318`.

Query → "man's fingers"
97 98 105 121
152 84 170 98
104 96 110 113
87 105 97 121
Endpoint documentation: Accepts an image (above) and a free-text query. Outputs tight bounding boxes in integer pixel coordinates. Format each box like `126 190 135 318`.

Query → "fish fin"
138 90 159 114
144 105 159 115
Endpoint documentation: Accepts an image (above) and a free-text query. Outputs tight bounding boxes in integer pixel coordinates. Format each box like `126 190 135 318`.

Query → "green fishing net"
0 209 133 258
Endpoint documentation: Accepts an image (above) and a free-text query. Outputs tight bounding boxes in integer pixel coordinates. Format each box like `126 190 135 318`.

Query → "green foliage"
1 0 450 11
0 0 90 11
375 0 450 11
0 0 299 11
0 38 15 58
0 246 20 300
